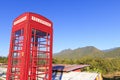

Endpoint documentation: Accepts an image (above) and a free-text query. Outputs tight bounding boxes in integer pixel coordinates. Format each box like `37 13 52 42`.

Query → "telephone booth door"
6 12 53 80
29 29 52 80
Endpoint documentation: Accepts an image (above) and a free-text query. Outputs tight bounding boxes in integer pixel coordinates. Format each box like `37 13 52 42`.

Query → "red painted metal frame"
6 12 53 80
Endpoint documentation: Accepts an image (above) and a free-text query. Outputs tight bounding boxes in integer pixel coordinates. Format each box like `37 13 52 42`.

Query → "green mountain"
104 47 120 58
53 46 120 59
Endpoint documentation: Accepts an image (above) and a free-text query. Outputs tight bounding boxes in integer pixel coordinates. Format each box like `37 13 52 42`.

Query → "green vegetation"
54 46 120 59
53 57 120 74
53 46 120 79
0 56 7 63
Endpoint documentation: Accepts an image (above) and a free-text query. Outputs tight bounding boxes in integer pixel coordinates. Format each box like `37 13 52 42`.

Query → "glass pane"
10 29 24 79
29 29 50 80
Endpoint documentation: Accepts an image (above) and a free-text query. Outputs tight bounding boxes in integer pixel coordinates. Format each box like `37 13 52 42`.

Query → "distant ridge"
102 47 120 52
53 46 120 59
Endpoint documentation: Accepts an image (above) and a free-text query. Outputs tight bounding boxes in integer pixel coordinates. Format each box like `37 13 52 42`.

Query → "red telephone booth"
6 12 53 80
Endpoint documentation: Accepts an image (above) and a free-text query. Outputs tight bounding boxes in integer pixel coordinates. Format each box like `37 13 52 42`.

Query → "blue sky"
0 0 120 56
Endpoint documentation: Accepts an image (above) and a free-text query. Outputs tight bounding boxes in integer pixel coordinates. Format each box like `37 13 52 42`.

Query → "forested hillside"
53 46 120 76
54 46 120 59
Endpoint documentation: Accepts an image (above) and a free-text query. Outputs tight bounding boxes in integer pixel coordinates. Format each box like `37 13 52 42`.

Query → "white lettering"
14 16 27 25
31 16 51 27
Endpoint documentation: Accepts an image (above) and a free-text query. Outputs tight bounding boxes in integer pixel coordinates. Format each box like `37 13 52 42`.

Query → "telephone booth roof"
12 12 53 29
